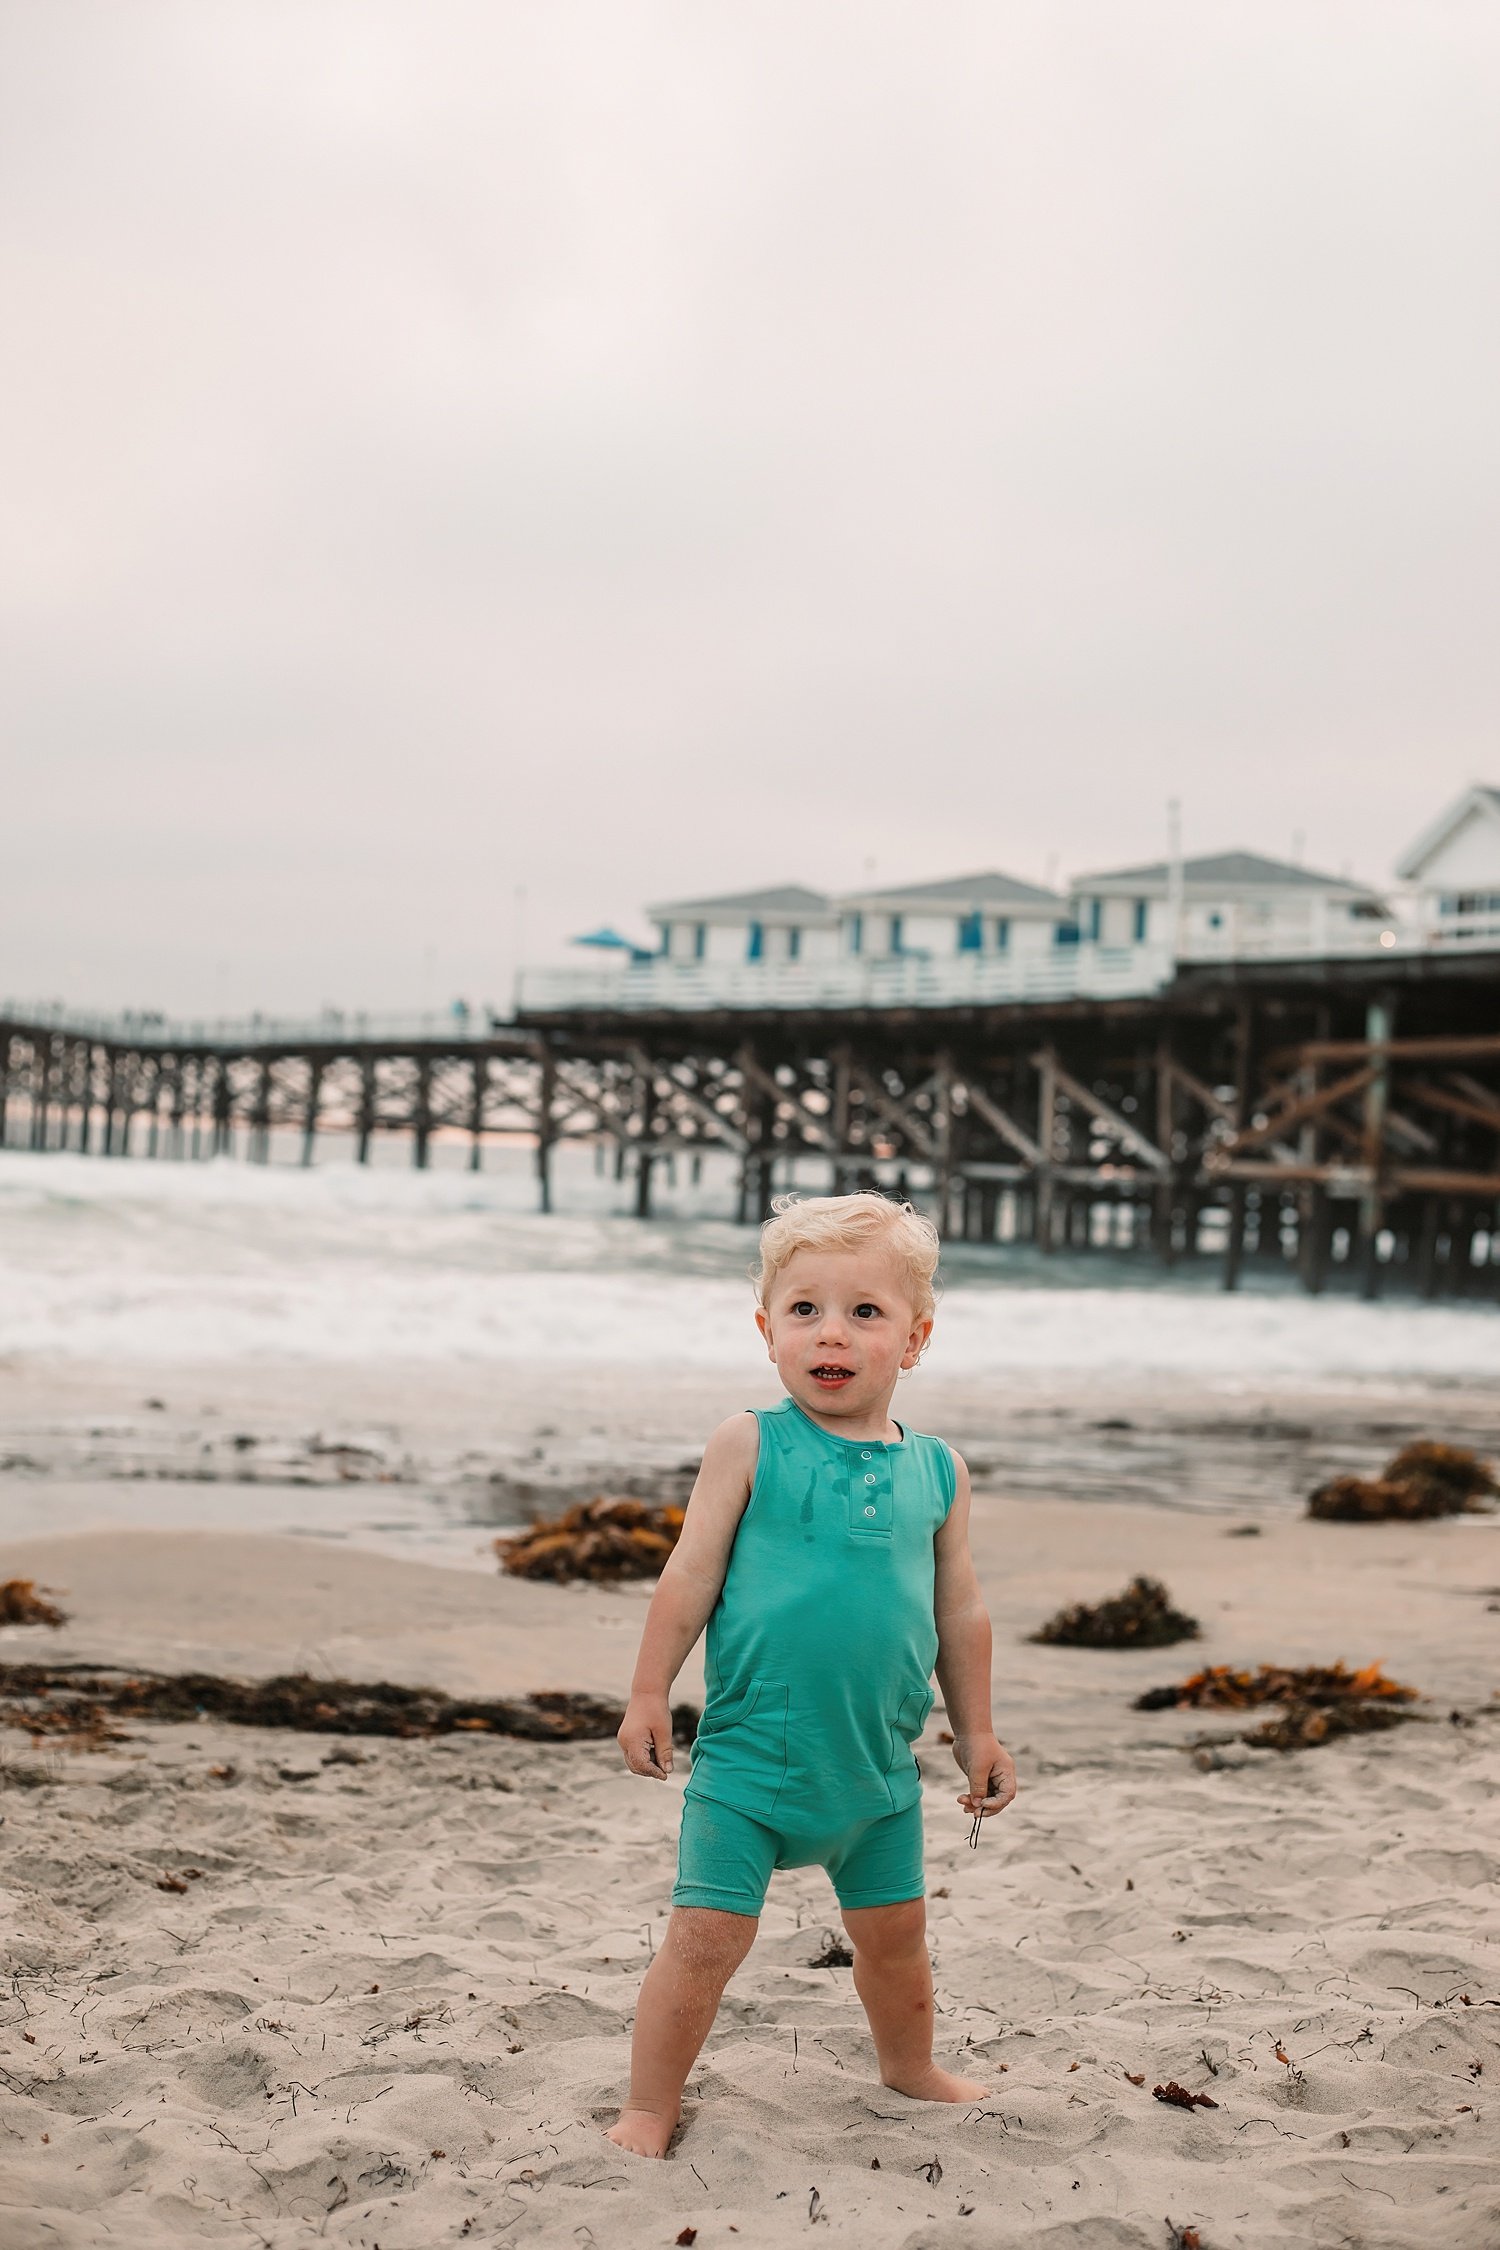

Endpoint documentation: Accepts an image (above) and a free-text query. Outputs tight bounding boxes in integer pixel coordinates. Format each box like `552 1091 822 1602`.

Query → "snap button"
864 1473 877 1485
864 1505 877 1518
861 1450 872 1460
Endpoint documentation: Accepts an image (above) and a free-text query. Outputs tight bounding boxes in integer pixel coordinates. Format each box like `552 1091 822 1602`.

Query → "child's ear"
901 1316 933 1370
754 1306 776 1360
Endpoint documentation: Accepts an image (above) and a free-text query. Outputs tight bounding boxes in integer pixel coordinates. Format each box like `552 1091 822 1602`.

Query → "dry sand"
2 1487 1498 2250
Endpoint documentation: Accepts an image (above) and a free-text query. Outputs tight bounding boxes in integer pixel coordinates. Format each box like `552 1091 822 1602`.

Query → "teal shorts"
673 1790 925 1916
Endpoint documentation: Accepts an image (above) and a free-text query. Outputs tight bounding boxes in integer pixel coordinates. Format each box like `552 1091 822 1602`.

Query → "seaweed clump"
0 1580 68 1628
1134 1659 1418 1713
1029 1576 1200 1650
0 1661 701 1746
497 1497 686 1583
1135 1657 1424 1755
1308 1441 1498 1522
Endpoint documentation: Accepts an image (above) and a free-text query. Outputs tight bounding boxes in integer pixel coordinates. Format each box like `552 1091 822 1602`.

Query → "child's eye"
791 1300 817 1317
853 1303 882 1320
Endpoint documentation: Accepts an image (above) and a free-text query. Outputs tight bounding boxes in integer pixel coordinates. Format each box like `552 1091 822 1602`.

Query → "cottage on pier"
833 871 1073 960
648 884 837 965
1070 850 1387 959
1394 785 1500 945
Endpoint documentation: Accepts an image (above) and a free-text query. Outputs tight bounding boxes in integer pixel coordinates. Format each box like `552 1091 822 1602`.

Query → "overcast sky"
4 3 1499 1016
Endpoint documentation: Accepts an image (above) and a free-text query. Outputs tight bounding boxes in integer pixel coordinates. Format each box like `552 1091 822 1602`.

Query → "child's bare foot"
881 2064 990 2103
606 2103 679 2159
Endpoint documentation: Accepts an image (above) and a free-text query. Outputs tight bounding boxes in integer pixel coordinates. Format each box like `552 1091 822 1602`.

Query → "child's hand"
954 1734 1017 1822
618 1695 674 1780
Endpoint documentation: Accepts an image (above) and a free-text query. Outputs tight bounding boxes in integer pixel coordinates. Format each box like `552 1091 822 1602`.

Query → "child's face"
755 1244 932 1422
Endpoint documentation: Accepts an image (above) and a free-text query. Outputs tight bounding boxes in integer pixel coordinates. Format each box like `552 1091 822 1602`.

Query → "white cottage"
1070 850 1387 958
647 884 838 966
832 871 1074 960
1394 785 1500 942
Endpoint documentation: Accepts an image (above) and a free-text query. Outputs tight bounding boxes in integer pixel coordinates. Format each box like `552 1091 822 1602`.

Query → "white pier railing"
516 944 1179 1015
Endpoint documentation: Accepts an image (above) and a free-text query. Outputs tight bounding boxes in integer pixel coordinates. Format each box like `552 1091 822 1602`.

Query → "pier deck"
4 948 1498 1297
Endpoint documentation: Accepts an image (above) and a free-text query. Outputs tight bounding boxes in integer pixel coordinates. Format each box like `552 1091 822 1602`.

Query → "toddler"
607 1191 1017 2159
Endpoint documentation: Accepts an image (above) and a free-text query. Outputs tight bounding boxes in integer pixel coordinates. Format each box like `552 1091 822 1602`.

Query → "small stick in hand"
967 1772 1003 1848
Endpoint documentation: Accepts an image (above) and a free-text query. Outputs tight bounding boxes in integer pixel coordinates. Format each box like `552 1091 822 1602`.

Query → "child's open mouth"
810 1365 855 1388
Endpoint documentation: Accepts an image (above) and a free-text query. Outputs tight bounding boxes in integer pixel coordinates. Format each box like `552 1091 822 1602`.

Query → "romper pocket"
886 1686 935 1778
690 1681 790 1820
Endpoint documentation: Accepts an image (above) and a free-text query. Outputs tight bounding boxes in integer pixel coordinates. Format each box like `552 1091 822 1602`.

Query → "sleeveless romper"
672 1396 956 1915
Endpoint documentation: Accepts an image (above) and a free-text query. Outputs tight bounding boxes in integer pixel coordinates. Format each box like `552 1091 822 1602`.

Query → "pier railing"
0 1004 504 1052
515 942 1178 1017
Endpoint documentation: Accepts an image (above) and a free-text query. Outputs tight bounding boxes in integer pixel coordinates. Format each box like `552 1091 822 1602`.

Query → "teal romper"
673 1397 956 1916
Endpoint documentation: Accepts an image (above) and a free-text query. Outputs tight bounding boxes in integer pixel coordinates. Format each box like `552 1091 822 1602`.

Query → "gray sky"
4 3 1499 1016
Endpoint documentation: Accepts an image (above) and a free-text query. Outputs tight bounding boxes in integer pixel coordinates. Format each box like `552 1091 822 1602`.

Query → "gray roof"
1075 850 1377 897
648 883 832 921
840 870 1065 911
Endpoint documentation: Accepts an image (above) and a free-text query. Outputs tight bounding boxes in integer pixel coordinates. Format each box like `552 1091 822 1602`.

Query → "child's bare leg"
841 1898 989 2102
607 1906 758 2158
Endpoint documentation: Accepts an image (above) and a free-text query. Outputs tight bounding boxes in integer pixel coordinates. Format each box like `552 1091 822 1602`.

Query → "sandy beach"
3 1471 1498 2249
2 1157 1498 2243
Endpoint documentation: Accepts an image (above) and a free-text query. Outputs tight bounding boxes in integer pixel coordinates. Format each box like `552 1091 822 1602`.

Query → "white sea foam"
1 1148 1495 1379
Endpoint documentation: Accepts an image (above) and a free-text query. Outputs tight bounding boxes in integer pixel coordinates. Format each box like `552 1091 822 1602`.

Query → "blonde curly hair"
753 1191 941 1324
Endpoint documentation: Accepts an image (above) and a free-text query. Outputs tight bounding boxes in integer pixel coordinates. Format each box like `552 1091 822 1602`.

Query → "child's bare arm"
933 1453 1018 1820
617 1413 759 1780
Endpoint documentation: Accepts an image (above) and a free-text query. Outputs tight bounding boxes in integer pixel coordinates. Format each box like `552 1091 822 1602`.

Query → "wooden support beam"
1030 1049 1169 1171
847 1067 939 1160
1212 1063 1376 1161
932 1048 955 1232
1358 997 1394 1299
412 1058 432 1169
1222 999 1253 1292
1447 1070 1500 1119
1035 1049 1057 1251
1275 1032 1500 1069
300 1060 323 1167
534 1047 555 1208
469 1054 489 1172
1164 1058 1236 1123
634 1055 656 1218
1405 1080 1500 1134
963 1081 1043 1167
729 1050 824 1146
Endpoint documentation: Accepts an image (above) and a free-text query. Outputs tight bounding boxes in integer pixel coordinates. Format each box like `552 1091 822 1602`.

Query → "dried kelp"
1029 1576 1200 1650
1152 2082 1218 2111
1241 1700 1416 1751
0 1662 700 1746
807 1931 854 1968
1134 1659 1419 1713
0 1579 68 1628
1308 1440 1498 1521
497 1497 686 1583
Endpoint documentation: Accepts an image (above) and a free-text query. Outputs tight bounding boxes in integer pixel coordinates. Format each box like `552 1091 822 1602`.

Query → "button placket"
847 1450 893 1537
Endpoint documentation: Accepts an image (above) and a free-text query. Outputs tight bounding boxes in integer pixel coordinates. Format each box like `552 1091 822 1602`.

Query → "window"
787 926 801 960
848 911 863 955
1053 920 1081 948
1133 899 1148 942
1207 910 1223 930
889 914 904 954
993 917 1010 951
693 923 706 961
747 920 764 960
957 911 983 952
1087 899 1102 941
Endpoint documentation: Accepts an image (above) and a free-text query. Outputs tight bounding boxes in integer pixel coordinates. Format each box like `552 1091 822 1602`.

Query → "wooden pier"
4 947 1498 1297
